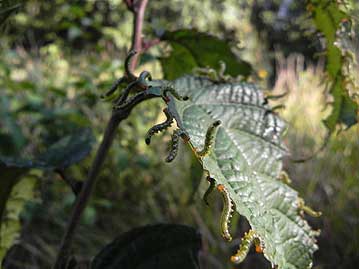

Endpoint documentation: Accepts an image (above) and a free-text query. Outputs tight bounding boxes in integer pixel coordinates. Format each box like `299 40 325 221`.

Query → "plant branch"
53 115 120 269
53 1 151 266
128 0 149 72
53 91 160 268
123 0 134 12
142 37 161 51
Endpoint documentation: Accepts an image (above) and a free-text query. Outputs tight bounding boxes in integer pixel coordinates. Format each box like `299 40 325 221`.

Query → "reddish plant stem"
142 37 161 51
129 0 149 72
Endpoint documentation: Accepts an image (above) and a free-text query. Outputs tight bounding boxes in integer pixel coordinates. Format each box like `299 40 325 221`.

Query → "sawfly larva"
298 198 322 217
163 86 189 101
197 120 221 157
231 230 263 264
217 184 234 242
203 176 216 205
145 108 174 145
165 129 181 162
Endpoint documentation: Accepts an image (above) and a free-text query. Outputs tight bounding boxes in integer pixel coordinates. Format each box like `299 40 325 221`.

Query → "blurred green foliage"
0 0 358 268
161 29 252 79
309 0 358 133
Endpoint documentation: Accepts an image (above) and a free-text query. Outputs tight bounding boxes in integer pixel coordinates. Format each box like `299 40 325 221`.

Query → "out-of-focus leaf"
91 224 202 269
37 128 95 170
0 96 27 155
170 76 319 269
160 43 197 80
0 157 38 262
309 0 358 132
0 0 22 27
161 29 252 79
0 158 34 224
0 172 36 263
334 1 359 105
0 128 95 261
139 53 157 66
16 81 36 92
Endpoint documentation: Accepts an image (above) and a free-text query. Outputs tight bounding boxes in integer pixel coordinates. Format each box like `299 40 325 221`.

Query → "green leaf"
0 0 22 27
36 128 95 170
0 175 36 263
160 43 197 80
0 157 36 262
171 76 318 269
334 0 359 105
309 0 358 132
91 224 202 269
0 96 27 155
161 29 252 79
0 128 95 261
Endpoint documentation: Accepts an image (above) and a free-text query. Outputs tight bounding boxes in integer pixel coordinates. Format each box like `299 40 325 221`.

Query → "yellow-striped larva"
217 184 234 242
231 230 264 264
197 120 221 157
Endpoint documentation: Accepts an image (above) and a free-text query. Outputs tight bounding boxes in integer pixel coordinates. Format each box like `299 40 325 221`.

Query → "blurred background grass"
0 0 358 268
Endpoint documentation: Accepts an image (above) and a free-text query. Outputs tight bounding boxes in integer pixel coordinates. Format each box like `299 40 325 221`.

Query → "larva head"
222 233 232 242
179 131 190 142
255 244 263 253
217 184 225 192
230 255 241 263
254 238 263 253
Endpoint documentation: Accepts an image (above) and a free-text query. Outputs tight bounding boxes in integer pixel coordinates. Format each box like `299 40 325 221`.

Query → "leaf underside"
172 76 318 269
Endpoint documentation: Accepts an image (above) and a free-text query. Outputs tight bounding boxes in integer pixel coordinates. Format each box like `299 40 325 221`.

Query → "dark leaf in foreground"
92 224 202 269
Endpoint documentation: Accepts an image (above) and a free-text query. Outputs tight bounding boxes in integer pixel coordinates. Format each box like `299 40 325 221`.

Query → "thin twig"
129 0 149 72
142 37 161 51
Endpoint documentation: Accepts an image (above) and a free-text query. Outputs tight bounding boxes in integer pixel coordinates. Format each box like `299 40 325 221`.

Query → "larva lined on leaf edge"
217 184 234 242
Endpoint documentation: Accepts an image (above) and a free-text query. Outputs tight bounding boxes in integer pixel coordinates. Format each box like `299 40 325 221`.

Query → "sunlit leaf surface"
172 76 318 269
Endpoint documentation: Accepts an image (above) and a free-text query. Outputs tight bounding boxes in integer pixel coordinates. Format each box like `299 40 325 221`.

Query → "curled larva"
278 171 291 184
298 198 322 217
145 108 173 145
165 129 181 162
203 177 216 205
101 50 138 100
217 184 234 242
124 50 137 80
114 79 139 106
139 70 152 82
101 77 124 100
197 120 221 157
231 230 263 264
